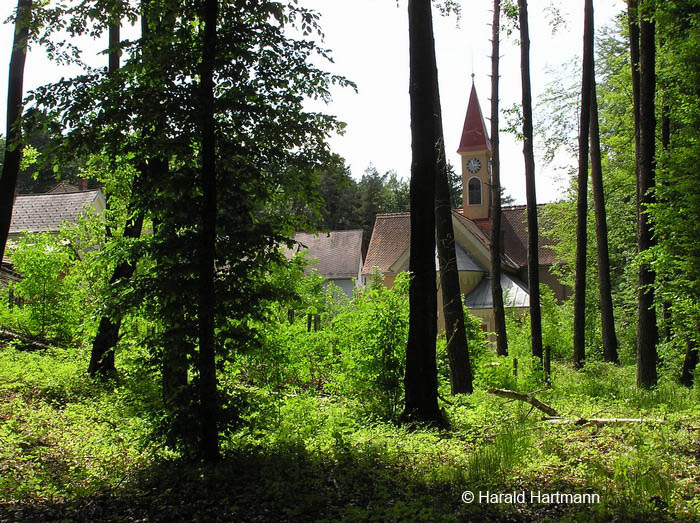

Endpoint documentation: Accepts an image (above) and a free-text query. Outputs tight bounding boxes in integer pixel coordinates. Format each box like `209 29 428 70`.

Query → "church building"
362 82 566 331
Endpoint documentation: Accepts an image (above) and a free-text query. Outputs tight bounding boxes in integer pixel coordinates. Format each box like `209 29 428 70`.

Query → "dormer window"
468 177 482 206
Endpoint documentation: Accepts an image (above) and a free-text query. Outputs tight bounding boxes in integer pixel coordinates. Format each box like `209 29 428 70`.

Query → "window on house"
468 177 481 205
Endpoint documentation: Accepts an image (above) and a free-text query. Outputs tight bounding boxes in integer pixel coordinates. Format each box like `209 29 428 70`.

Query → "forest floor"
1 341 699 522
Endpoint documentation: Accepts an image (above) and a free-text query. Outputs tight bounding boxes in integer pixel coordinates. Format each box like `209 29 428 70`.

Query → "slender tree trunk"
680 339 698 388
573 0 594 369
88 8 124 377
590 81 619 364
403 0 443 425
0 0 33 264
435 125 472 395
490 0 508 357
636 3 658 388
433 11 471 394
517 0 543 360
198 0 220 461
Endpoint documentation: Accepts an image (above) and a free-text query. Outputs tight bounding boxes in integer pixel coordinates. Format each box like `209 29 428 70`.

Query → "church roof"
362 206 558 276
457 83 491 153
470 205 559 266
284 229 364 280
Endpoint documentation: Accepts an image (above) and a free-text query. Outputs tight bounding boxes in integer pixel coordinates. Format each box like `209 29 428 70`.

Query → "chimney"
13 188 19 203
78 179 88 191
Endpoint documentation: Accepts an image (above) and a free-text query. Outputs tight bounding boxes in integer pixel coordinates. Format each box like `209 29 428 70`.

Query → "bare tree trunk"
517 0 543 360
490 0 508 357
198 0 220 461
636 2 658 389
0 0 33 263
590 81 619 364
403 0 443 425
573 0 594 369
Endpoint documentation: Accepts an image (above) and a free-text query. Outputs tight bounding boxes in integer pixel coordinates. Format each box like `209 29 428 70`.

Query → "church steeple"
458 79 491 219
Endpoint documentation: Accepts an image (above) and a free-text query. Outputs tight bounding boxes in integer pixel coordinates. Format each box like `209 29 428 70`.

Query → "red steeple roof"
457 82 491 153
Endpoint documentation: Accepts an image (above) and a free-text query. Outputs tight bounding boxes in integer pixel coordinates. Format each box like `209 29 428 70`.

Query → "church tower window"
468 177 482 205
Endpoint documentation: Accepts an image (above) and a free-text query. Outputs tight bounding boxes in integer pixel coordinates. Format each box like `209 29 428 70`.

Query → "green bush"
4 233 88 343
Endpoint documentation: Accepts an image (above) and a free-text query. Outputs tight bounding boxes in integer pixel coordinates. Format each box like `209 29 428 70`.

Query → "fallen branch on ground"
0 330 51 351
487 388 560 417
543 417 664 425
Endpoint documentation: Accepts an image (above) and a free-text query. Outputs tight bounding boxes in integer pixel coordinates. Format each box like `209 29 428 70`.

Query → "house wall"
325 278 356 299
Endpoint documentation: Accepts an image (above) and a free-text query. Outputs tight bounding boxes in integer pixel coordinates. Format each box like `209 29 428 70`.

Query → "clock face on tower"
467 158 482 173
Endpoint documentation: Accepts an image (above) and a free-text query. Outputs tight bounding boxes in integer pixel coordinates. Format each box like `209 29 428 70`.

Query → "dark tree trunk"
590 81 619 364
435 130 473 395
0 0 33 264
680 340 697 388
636 3 658 389
198 0 220 461
403 0 443 425
573 0 594 369
108 18 120 74
490 0 508 357
518 0 543 360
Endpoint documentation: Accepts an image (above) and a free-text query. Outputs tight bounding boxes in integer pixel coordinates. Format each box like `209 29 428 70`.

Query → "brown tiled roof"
364 205 559 275
362 213 411 274
286 229 364 280
9 189 103 234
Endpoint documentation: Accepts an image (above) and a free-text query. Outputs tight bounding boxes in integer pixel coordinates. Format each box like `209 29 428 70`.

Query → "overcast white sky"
0 0 625 203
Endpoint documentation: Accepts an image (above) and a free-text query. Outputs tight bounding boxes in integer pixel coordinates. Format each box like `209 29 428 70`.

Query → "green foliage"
5 233 83 342
329 272 409 420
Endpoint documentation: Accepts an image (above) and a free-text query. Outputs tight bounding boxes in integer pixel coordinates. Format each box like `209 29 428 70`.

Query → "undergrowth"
1 340 698 522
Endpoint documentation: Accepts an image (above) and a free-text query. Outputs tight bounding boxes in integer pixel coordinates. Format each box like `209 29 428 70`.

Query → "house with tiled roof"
285 229 365 298
8 184 105 242
362 82 567 331
1 183 105 286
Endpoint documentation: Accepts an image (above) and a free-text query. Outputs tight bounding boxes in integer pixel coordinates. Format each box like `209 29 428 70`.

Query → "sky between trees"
0 0 624 203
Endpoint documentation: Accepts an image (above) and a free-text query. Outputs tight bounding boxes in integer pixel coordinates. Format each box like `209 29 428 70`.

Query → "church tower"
457 80 491 220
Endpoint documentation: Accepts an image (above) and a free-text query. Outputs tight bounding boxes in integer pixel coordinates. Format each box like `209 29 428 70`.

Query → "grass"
1 341 699 522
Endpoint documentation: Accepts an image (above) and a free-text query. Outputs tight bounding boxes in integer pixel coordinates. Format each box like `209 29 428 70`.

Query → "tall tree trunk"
403 0 443 425
435 126 473 395
198 0 220 461
636 2 658 389
88 9 124 377
573 0 594 369
517 0 543 360
0 0 33 264
490 0 508 357
590 81 619 364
